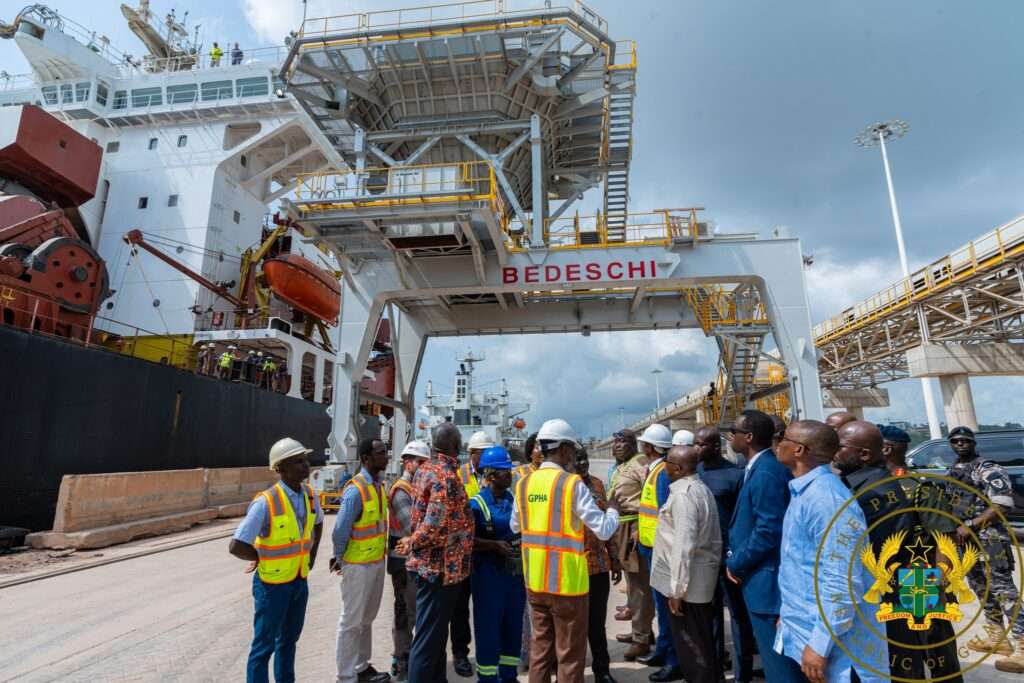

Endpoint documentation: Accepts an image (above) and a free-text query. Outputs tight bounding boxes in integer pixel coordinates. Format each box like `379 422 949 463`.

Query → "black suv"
906 429 1024 529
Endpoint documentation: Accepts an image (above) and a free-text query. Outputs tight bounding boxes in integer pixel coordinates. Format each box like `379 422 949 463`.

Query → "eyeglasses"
778 435 810 450
838 441 870 453
726 427 752 435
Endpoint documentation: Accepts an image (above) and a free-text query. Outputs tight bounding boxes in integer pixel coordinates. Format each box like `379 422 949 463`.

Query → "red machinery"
0 106 110 340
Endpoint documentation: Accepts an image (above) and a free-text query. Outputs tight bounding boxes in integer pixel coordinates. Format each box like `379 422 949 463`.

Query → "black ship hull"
0 325 330 531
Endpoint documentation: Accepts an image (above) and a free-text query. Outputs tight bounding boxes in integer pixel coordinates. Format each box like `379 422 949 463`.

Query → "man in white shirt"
651 445 721 683
510 418 620 682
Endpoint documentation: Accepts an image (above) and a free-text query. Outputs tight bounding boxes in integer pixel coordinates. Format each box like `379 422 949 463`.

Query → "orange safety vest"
253 482 315 584
342 473 387 564
388 477 414 533
516 468 589 596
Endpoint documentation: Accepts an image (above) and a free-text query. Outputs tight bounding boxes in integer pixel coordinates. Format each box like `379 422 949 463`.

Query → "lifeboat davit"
262 254 341 324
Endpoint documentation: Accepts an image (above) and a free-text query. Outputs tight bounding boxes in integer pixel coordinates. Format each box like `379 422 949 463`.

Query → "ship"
420 352 529 455
0 2 396 531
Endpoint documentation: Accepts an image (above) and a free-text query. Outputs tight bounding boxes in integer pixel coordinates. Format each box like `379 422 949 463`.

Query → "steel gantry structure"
276 0 822 459
815 214 1024 386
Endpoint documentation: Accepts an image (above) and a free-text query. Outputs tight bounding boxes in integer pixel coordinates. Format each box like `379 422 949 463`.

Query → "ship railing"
300 0 607 38
506 207 706 250
813 212 1024 343
0 283 300 397
133 45 290 75
0 72 34 90
294 160 500 213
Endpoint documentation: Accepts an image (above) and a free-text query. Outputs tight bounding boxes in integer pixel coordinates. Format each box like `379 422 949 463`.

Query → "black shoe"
357 665 391 682
595 674 619 683
453 655 473 678
649 666 684 682
637 652 665 667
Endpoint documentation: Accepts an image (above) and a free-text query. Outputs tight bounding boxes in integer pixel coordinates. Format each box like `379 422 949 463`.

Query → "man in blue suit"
725 410 804 682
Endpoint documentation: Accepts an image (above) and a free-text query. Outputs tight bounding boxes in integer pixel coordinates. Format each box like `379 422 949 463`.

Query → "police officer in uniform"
945 426 1024 673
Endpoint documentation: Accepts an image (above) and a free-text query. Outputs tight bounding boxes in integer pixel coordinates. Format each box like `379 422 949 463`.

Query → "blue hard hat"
480 445 513 470
878 424 911 444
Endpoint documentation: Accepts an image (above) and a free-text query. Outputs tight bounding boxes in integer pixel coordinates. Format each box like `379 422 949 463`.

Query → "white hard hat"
401 440 431 460
537 418 581 448
638 423 673 450
269 437 312 471
467 430 495 451
672 429 695 446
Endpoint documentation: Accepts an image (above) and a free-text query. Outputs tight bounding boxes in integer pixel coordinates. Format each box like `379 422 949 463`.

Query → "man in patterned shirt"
396 423 475 683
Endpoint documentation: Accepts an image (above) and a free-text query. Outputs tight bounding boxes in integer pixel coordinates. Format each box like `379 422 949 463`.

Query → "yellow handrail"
813 213 1024 343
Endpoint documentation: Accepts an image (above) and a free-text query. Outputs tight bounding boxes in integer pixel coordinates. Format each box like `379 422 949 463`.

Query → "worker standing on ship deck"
229 437 323 683
469 445 526 682
511 418 620 682
262 355 278 391
635 423 684 682
448 430 493 677
210 42 223 67
330 438 391 683
218 346 233 380
387 440 431 681
196 343 209 375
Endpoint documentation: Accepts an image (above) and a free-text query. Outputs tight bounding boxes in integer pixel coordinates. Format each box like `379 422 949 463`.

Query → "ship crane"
123 219 341 352
119 0 197 72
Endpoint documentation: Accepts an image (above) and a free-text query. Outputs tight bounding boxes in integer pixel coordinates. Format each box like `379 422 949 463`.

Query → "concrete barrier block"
215 502 251 518
28 508 218 550
205 467 276 508
53 470 207 532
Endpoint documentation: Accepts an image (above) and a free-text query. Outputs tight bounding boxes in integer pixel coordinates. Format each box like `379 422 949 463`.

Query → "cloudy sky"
5 1 1023 437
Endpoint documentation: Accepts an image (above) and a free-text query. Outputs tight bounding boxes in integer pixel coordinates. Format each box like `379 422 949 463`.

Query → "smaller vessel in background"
420 351 529 455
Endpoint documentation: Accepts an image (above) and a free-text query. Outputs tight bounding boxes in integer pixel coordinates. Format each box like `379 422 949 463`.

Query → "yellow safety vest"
638 460 666 548
219 352 232 368
459 462 480 499
512 463 537 487
253 482 315 584
516 468 588 596
342 473 387 564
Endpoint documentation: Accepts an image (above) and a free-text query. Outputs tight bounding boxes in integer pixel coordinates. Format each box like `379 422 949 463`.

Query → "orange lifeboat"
262 254 341 324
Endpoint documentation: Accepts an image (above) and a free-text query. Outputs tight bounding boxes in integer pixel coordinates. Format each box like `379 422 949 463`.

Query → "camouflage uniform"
945 456 1024 638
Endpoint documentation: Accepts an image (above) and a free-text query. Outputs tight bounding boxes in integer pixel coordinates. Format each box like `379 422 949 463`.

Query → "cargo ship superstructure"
421 352 529 453
0 2 344 404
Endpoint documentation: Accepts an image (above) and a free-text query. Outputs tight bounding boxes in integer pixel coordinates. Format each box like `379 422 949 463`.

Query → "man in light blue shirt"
774 420 889 683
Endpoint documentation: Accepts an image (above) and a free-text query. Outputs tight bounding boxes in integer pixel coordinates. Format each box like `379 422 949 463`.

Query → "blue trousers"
471 564 527 682
748 611 804 683
247 576 309 683
638 545 678 668
409 573 462 683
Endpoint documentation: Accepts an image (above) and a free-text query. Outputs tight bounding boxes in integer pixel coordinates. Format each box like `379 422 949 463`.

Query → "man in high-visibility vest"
634 422 683 682
387 440 431 681
510 418 620 683
329 438 391 683
229 437 323 683
449 430 493 677
218 348 233 380
210 41 223 66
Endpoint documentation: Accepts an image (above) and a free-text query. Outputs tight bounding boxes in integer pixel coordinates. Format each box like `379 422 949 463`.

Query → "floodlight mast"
855 119 942 439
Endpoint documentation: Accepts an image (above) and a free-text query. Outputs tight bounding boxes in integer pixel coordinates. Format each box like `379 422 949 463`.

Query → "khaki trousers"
335 560 385 683
527 591 589 683
626 566 655 640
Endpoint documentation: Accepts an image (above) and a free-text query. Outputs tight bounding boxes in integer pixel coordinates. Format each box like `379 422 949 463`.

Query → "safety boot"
967 623 1014 656
996 637 1024 673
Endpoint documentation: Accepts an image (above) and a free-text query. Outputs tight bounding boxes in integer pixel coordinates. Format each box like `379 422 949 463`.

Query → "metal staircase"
603 44 637 242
